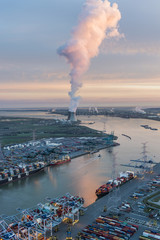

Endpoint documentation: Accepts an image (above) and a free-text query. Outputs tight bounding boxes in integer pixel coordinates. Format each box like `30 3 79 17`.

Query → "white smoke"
95 107 98 113
89 107 98 113
134 107 146 114
58 0 121 112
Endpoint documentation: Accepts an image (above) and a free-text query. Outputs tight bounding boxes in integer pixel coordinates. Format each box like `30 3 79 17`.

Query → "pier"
1 164 160 239
130 159 157 164
56 164 160 239
120 163 147 169
56 177 143 239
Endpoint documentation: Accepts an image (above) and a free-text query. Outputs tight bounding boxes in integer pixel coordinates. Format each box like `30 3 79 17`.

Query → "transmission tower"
32 130 36 141
103 121 106 133
107 153 121 213
0 143 5 169
0 143 5 160
141 142 148 172
112 153 117 179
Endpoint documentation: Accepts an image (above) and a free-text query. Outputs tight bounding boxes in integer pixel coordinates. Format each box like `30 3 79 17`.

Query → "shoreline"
0 141 119 187
56 165 160 239
1 164 159 239
70 142 119 160
0 115 113 146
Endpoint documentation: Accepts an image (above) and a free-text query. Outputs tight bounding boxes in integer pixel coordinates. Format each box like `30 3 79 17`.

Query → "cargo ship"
49 155 71 166
0 162 45 186
96 171 134 198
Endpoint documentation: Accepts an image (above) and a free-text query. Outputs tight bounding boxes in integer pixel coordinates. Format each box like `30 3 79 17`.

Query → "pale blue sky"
0 0 160 108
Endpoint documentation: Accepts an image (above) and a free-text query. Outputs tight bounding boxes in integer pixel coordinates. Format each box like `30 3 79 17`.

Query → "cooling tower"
68 111 77 121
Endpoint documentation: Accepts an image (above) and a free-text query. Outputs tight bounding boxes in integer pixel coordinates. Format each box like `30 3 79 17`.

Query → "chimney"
68 111 77 121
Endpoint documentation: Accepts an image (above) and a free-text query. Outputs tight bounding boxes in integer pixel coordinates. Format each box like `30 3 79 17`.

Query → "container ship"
49 155 71 166
96 171 134 198
0 162 45 186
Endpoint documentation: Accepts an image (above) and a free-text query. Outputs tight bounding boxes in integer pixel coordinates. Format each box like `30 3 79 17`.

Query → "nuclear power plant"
68 111 77 121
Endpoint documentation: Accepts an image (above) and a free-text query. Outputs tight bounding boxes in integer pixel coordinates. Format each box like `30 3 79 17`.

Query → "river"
0 111 160 216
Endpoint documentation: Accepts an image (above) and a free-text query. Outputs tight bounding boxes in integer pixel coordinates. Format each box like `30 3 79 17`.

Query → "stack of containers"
140 230 160 240
78 216 138 240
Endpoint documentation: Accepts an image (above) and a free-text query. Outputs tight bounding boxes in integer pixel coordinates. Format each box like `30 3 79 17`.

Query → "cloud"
100 39 160 56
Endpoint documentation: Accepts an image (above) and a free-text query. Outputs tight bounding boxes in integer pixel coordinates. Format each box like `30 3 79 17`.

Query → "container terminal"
1 163 160 239
0 193 84 240
0 135 118 186
57 163 160 240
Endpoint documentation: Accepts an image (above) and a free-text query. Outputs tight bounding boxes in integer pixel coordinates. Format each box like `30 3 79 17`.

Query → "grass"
0 117 108 146
153 195 160 202
143 190 160 209
144 207 154 213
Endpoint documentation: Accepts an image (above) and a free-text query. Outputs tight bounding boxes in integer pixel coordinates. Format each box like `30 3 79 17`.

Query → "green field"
143 190 160 209
0 117 106 146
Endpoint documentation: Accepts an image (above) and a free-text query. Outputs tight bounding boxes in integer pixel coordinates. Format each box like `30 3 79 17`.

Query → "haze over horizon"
0 0 160 108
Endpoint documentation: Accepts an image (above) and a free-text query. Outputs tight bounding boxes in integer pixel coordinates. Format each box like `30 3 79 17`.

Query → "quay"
1 164 160 239
55 177 141 239
0 176 140 240
55 163 160 239
0 136 119 186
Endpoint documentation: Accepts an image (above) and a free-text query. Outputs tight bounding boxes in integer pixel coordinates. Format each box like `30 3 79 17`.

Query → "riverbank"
1 165 159 239
0 141 119 186
69 142 119 159
55 166 160 239
0 116 116 146
56 178 140 239
1 115 159 219
51 107 160 123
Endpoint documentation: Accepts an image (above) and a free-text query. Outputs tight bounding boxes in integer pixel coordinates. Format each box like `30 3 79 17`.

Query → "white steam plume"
134 107 146 114
58 0 121 112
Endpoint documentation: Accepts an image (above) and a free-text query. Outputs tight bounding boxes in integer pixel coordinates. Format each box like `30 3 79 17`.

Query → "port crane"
120 143 155 172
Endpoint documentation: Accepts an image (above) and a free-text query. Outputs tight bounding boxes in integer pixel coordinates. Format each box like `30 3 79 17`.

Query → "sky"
0 0 160 108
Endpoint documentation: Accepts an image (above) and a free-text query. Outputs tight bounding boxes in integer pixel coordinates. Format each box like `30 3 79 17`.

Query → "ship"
0 162 45 186
95 171 134 198
141 125 158 131
50 155 71 166
122 134 131 140
25 162 45 175
150 127 158 131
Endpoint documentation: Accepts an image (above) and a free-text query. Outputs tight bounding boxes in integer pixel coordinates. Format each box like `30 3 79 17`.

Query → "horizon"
0 105 160 111
0 0 160 108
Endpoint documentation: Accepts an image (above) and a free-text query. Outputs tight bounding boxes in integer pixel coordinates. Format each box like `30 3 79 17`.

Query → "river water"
0 111 160 216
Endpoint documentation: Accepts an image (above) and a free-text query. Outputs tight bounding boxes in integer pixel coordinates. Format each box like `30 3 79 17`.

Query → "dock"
130 159 157 164
56 165 160 239
56 177 142 239
1 164 160 239
120 163 147 169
